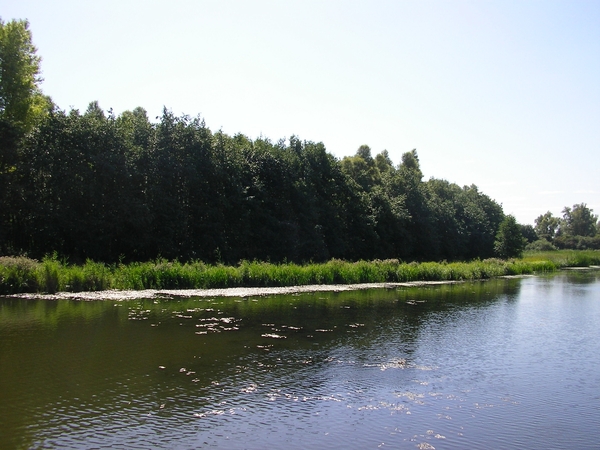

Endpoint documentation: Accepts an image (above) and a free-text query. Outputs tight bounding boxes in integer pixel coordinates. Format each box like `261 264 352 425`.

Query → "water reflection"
1 273 599 449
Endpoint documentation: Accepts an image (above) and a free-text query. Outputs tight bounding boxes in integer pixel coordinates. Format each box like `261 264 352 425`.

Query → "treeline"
528 204 600 251
0 103 507 264
2 18 598 265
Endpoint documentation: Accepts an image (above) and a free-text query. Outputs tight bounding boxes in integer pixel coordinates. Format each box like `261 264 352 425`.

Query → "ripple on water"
3 275 600 449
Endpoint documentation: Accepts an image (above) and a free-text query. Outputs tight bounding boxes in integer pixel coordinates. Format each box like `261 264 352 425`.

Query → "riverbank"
1 255 576 295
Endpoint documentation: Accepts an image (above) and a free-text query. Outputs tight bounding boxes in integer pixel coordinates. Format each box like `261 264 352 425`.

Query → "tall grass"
523 249 600 267
0 256 40 294
2 250 595 295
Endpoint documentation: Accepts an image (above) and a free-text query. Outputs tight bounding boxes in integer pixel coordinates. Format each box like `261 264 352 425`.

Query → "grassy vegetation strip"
0 253 583 295
522 249 600 268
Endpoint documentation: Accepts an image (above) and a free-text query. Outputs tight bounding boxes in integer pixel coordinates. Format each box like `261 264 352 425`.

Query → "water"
1 271 599 449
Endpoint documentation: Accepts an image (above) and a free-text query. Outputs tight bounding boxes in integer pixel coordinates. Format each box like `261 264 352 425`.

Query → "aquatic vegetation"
3 249 597 295
523 249 600 267
1 253 582 294
0 256 39 294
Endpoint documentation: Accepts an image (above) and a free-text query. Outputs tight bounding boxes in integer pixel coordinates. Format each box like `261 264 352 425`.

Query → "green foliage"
561 203 598 237
427 181 504 260
1 113 510 263
533 205 599 250
0 256 569 294
374 150 394 173
494 215 526 259
0 20 509 264
41 254 61 293
523 249 600 267
341 145 382 191
520 224 538 243
0 256 38 294
534 211 560 242
67 260 112 291
553 235 600 250
525 239 557 252
0 18 49 134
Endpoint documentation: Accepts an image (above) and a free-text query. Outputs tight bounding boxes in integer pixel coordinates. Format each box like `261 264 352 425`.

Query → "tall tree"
534 211 560 242
519 224 538 243
0 18 50 253
340 145 381 193
398 150 440 258
0 18 49 134
561 203 598 237
494 215 526 259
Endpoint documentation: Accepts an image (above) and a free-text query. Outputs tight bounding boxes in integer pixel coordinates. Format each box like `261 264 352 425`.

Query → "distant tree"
401 148 421 172
494 215 526 259
562 203 598 237
341 155 374 191
520 224 538 243
84 100 105 119
525 239 557 252
394 149 439 259
459 184 504 259
534 211 560 242
374 150 394 174
355 144 374 166
427 178 468 260
554 235 600 251
341 145 381 192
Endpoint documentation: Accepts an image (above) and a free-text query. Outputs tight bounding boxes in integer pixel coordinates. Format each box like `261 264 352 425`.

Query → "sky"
2 0 599 225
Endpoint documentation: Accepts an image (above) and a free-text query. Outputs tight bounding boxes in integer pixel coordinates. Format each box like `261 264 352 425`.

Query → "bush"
0 256 40 294
525 239 557 252
554 235 600 250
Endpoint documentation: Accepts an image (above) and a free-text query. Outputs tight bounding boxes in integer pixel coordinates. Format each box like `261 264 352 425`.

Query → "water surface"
1 272 599 449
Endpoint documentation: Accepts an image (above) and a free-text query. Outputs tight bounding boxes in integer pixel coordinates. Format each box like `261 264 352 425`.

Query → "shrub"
554 235 600 250
525 239 557 252
0 256 40 294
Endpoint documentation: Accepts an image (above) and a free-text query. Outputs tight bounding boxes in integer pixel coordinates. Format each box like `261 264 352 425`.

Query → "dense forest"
0 19 598 265
1 101 506 263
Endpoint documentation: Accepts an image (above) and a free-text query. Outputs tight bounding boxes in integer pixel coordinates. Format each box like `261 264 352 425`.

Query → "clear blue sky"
3 0 599 225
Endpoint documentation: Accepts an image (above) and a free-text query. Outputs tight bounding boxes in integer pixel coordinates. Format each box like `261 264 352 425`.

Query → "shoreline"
7 277 536 301
3 258 597 300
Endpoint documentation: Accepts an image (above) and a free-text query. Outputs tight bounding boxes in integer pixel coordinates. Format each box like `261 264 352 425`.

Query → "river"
1 271 599 449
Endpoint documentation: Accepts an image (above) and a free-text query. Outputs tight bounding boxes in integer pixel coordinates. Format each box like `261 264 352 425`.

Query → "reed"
0 256 39 294
1 251 593 295
523 249 600 267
